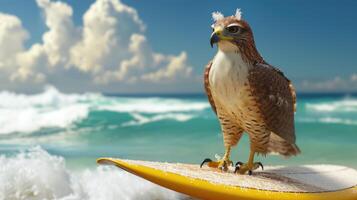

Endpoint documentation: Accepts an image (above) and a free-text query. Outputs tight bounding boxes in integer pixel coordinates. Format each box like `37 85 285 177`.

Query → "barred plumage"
204 13 300 158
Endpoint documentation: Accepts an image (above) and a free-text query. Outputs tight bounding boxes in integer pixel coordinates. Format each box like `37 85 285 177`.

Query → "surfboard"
97 158 357 200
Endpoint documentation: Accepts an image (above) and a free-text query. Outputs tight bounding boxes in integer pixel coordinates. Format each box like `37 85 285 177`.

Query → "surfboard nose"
96 157 118 165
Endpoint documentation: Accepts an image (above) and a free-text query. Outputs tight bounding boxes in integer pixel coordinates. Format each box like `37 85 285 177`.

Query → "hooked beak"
210 32 220 48
210 27 223 48
210 27 233 48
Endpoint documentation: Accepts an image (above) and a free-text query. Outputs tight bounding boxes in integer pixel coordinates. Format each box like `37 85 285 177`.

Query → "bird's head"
210 9 254 53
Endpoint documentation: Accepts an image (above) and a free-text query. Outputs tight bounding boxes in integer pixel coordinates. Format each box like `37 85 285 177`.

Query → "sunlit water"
0 86 356 199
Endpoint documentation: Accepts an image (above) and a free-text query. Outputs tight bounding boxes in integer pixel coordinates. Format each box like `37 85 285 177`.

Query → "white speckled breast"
209 50 251 115
209 50 273 152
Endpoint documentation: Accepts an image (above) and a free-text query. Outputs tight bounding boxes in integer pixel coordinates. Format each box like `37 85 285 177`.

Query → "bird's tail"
267 132 301 157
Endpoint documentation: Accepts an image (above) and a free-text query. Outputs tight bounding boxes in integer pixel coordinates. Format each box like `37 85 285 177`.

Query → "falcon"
200 9 300 175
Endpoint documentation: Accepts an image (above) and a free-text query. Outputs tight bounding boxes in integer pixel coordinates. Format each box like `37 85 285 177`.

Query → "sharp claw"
234 161 242 173
200 158 212 168
235 161 243 167
233 162 263 175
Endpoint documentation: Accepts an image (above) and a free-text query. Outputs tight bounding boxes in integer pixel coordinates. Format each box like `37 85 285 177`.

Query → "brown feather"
210 16 299 156
248 63 297 145
204 61 217 115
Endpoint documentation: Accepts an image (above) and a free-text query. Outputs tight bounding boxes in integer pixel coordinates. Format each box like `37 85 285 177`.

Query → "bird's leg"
234 149 264 175
200 146 233 171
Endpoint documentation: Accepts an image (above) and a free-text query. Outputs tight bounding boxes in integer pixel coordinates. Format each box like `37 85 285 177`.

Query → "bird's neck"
236 40 264 65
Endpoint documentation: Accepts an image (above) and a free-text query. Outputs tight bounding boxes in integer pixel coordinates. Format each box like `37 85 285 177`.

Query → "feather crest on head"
212 11 224 21
212 9 242 21
235 8 242 20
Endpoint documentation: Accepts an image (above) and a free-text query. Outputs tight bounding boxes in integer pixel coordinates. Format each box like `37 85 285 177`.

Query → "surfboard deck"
97 158 357 200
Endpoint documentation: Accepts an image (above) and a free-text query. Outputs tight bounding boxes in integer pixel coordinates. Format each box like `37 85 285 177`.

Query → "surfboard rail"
97 158 357 200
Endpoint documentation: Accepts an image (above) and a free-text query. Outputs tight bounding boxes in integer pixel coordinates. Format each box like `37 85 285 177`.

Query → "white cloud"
0 13 28 70
37 0 79 68
11 0 79 82
0 0 194 91
141 52 192 82
12 44 47 82
70 0 145 74
300 74 357 92
71 0 192 84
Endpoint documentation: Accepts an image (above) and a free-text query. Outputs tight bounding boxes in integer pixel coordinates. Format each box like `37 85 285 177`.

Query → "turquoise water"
0 86 356 199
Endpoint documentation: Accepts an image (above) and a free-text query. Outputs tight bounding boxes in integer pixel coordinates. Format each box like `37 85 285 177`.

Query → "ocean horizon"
0 85 356 199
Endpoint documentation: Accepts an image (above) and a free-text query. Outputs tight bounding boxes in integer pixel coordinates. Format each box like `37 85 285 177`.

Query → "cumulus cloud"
141 52 192 82
70 0 145 74
11 0 79 82
300 74 357 92
37 0 78 68
0 0 194 90
0 13 28 70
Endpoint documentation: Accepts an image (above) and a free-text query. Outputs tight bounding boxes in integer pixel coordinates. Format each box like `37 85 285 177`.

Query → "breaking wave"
97 98 208 114
0 146 185 200
0 86 209 135
122 113 195 126
0 86 94 135
297 117 357 126
306 98 357 112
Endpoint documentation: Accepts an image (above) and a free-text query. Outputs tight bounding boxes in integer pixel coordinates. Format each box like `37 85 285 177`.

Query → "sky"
0 0 356 94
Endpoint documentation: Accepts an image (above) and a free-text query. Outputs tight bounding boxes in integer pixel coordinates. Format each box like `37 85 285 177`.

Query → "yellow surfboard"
97 158 357 200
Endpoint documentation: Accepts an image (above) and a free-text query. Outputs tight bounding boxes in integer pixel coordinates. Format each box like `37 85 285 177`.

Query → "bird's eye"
226 26 240 33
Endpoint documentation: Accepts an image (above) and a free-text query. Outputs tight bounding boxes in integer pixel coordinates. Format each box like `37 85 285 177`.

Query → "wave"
97 98 209 113
0 86 95 135
122 113 195 126
318 117 357 125
297 117 357 126
306 98 357 112
0 146 185 200
0 86 209 135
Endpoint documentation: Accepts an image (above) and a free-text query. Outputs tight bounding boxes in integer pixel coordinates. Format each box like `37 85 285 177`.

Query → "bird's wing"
248 63 296 144
204 61 217 115
269 65 297 112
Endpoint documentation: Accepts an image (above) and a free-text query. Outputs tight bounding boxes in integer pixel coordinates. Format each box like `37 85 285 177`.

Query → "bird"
200 9 300 175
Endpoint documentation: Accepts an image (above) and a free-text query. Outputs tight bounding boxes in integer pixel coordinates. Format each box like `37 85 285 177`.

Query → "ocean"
0 86 356 200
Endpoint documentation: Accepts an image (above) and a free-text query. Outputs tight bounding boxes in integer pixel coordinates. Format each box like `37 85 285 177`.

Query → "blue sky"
0 0 356 93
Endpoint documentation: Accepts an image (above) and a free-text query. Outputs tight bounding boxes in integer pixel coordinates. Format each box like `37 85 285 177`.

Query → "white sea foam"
0 86 95 135
306 99 357 112
297 117 357 126
0 85 210 135
318 117 357 125
122 113 195 126
0 147 184 200
97 99 209 114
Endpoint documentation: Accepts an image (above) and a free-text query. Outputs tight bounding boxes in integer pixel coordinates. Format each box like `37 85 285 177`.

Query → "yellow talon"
200 146 233 171
235 162 264 175
200 158 233 171
234 150 264 175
